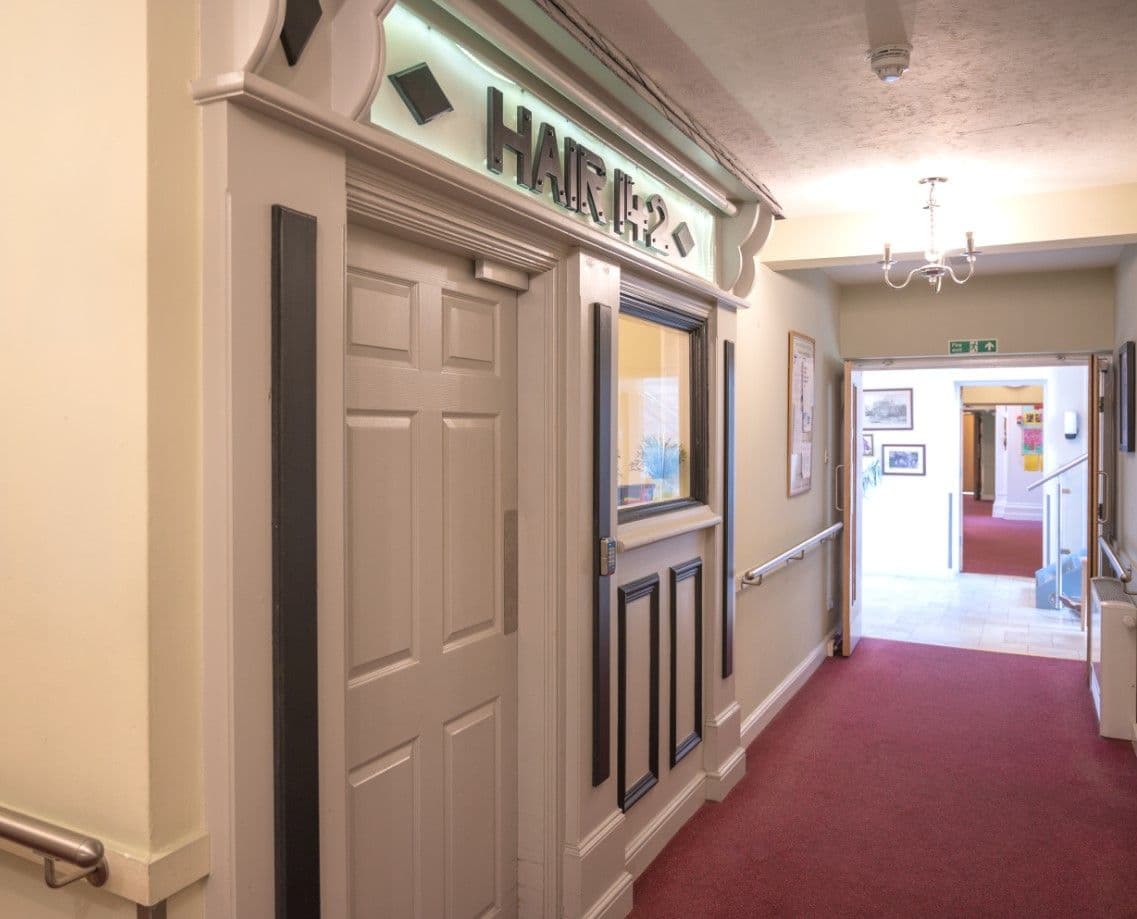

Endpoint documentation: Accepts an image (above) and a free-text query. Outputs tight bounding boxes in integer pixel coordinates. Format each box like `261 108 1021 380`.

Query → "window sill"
616 504 721 553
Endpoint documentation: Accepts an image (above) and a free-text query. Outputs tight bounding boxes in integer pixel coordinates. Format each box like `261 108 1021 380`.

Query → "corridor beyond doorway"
629 640 1137 918
861 572 1083 659
961 495 1042 577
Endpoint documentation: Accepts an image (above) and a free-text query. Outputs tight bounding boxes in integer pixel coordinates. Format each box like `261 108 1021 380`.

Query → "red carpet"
630 639 1137 918
961 495 1042 578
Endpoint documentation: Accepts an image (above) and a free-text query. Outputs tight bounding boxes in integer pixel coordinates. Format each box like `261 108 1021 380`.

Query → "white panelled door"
340 226 518 918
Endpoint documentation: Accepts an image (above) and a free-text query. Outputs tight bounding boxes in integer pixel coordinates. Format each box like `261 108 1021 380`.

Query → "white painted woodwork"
841 366 864 656
475 259 531 292
341 226 518 918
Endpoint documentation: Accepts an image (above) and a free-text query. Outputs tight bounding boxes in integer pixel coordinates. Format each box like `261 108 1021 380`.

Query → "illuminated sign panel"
486 88 696 258
371 5 716 282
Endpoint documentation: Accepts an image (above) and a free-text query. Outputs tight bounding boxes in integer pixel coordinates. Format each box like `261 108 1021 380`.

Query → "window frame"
616 293 709 524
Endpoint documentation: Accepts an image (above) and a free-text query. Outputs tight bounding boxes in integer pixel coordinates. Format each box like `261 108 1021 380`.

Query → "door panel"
841 365 864 656
341 226 518 918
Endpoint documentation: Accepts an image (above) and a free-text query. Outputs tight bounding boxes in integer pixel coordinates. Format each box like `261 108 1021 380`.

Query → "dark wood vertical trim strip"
593 301 614 786
617 574 661 811
690 321 710 505
271 205 321 919
722 340 736 678
669 558 703 767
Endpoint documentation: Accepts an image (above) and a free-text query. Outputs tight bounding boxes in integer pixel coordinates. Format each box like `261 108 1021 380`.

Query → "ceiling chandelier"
880 177 980 292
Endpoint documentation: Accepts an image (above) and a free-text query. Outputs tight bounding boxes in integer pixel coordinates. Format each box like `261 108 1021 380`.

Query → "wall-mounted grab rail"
1099 536 1134 584
0 804 108 890
739 522 843 589
1027 453 1088 492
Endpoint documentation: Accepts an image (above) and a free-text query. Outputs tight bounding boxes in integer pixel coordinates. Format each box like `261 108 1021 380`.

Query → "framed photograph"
787 331 815 497
1120 341 1135 453
882 444 926 476
863 388 914 431
862 433 874 457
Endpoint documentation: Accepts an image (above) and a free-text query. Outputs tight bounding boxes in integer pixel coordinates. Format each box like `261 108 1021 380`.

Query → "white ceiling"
564 0 1137 217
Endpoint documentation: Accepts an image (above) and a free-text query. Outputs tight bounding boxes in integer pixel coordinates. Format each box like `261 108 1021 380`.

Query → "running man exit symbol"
948 339 998 354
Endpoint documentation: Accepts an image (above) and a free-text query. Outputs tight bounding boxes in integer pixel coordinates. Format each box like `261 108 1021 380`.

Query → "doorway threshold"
861 572 1084 659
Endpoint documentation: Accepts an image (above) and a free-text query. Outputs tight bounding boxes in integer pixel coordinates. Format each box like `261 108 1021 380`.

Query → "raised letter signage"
373 5 717 283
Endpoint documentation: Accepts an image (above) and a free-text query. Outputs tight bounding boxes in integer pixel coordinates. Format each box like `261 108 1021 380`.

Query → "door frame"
202 131 568 916
848 353 1097 618
335 172 567 915
840 363 864 656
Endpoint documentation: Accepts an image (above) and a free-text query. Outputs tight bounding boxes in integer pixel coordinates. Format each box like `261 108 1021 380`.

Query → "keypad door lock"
599 536 617 577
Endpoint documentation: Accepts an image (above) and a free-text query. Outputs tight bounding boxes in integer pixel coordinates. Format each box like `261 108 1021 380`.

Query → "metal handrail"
739 522 843 588
1099 535 1134 584
0 804 108 889
1027 453 1087 492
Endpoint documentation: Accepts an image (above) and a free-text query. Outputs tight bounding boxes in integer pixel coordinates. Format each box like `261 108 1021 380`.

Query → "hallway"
630 639 1137 918
961 496 1043 578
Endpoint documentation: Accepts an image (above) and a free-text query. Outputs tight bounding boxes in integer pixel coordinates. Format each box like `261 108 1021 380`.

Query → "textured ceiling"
563 0 1137 217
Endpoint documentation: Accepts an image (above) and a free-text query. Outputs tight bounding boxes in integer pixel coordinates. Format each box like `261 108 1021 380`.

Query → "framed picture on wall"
862 433 874 456
1120 341 1135 453
787 331 815 497
863 388 914 431
881 444 926 476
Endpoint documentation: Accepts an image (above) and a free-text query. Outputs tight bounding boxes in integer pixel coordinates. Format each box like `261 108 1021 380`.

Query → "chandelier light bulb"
879 177 979 293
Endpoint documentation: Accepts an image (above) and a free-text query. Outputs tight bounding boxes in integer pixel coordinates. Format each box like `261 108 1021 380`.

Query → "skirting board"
741 630 835 750
703 746 745 802
624 771 705 879
564 809 627 919
991 500 1043 522
581 871 634 919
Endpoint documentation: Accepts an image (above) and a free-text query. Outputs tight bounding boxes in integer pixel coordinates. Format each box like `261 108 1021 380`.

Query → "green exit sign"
949 339 998 355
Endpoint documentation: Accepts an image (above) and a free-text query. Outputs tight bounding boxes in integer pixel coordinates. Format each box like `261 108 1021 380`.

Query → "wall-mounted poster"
1021 408 1043 472
863 388 914 431
787 331 815 497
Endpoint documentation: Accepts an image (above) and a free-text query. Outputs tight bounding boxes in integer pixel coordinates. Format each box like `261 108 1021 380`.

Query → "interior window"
616 300 706 519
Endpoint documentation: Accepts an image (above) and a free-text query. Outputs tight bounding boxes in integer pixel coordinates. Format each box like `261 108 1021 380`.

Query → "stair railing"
1027 453 1088 614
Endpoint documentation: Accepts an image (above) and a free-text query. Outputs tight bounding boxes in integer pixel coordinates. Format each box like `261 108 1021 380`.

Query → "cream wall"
962 385 1044 405
734 267 841 723
840 269 1115 358
0 2 202 915
1114 247 1137 565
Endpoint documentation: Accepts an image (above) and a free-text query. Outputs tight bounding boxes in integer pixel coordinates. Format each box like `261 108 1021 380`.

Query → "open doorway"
960 390 1045 579
859 361 1088 660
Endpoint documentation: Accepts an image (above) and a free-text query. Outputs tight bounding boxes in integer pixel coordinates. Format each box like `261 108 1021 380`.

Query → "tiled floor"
861 572 1087 660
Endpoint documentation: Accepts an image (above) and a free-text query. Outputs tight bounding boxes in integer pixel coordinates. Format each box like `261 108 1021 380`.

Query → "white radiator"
1089 577 1137 741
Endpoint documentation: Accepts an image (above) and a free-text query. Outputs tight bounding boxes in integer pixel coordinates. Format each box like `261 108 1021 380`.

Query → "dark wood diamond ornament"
388 63 454 125
280 0 323 66
672 222 695 258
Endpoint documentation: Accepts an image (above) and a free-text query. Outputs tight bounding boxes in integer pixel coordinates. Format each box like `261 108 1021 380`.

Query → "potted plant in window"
630 435 687 501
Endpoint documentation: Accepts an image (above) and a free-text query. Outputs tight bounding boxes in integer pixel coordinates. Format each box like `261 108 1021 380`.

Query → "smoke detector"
868 44 911 83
